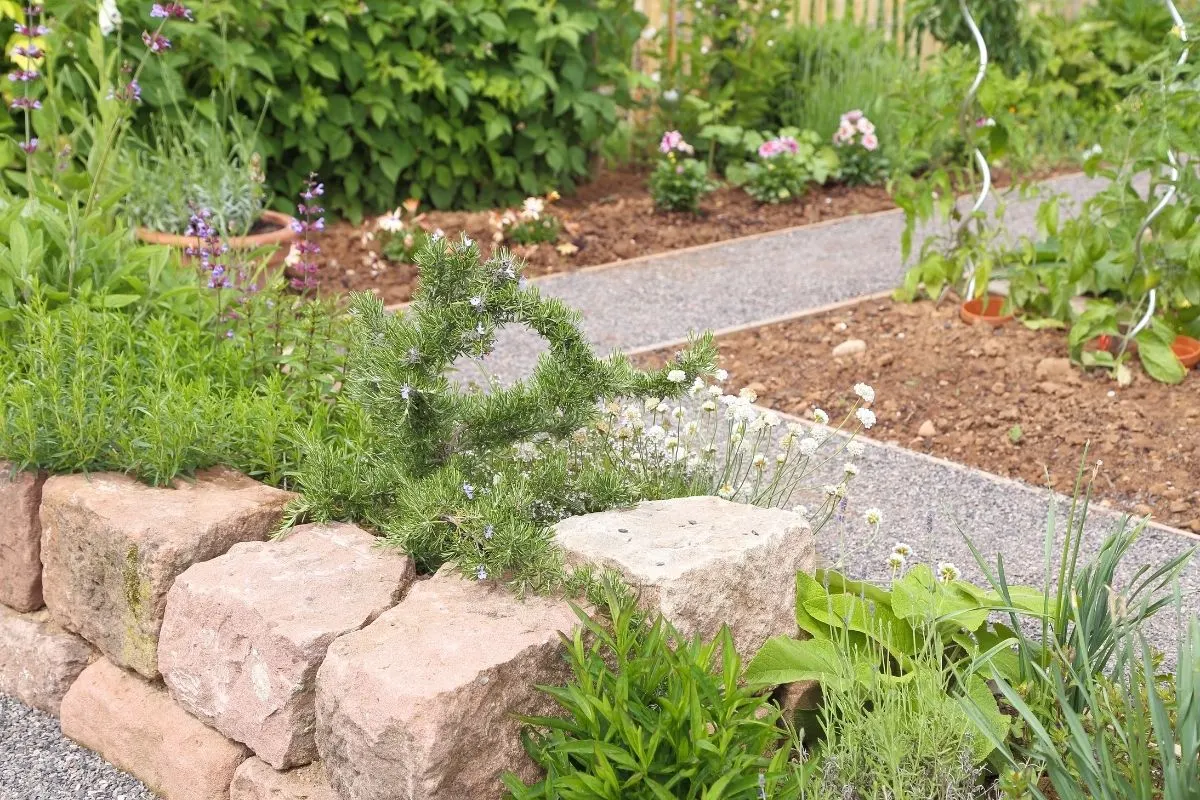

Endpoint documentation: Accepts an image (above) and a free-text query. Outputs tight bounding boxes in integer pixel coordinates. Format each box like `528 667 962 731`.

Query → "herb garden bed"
643 297 1200 534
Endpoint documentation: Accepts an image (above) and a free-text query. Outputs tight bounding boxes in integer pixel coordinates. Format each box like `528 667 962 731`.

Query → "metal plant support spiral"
959 0 992 300
1125 0 1190 343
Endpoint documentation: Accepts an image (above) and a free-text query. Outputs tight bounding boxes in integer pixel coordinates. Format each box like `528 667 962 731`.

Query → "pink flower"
976 116 996 128
778 135 799 154
841 109 864 124
757 139 781 158
861 133 879 152
833 122 856 145
856 117 875 135
659 130 693 155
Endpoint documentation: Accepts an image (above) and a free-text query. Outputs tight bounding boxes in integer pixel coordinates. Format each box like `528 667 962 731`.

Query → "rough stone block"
159 523 416 769
0 604 94 715
315 572 578 800
0 462 46 612
554 496 814 654
40 468 294 678
60 657 250 800
230 759 335 800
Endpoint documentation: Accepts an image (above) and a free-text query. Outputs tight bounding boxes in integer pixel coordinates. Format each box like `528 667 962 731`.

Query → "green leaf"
1137 334 1186 384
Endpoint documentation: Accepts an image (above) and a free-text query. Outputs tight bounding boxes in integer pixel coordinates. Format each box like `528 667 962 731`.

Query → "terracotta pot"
136 210 298 262
959 295 1013 327
1172 335 1200 369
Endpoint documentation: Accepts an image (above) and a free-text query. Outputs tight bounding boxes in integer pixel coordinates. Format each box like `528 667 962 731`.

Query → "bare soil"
316 167 898 305
646 299 1200 534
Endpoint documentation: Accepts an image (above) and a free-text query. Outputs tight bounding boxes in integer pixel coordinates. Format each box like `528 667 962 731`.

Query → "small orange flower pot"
137 210 298 265
959 295 1013 327
1172 335 1200 369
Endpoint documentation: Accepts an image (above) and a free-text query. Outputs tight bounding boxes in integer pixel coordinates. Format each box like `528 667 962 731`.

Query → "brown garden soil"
644 298 1200 535
316 167 897 305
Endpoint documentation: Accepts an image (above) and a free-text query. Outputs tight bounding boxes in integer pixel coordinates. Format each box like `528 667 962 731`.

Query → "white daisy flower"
667 369 687 384
855 408 877 429
893 541 912 557
843 463 859 477
887 552 906 573
847 441 865 458
865 508 882 526
798 438 819 456
813 408 830 425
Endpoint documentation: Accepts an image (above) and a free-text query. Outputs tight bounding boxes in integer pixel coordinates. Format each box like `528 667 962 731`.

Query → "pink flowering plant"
832 109 889 186
648 130 716 212
727 128 838 204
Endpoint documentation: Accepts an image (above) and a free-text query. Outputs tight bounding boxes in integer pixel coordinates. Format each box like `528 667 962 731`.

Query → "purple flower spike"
19 138 38 154
9 97 41 110
8 69 39 82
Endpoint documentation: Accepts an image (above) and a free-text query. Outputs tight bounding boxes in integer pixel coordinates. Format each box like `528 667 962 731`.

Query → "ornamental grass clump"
648 130 717 212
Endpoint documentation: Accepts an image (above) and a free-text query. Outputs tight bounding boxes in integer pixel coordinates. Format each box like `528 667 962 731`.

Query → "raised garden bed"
0 463 813 800
642 297 1200 534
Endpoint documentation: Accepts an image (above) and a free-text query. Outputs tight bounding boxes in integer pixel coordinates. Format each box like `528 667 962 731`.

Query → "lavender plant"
119 108 267 236
648 130 716 212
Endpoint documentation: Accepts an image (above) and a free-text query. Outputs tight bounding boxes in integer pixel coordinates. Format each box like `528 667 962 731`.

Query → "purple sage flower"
150 2 194 19
288 174 325 292
141 30 171 53
19 138 38 154
463 482 475 500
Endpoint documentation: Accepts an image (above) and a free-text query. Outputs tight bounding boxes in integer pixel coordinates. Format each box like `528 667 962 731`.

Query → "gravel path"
465 171 1106 384
0 693 157 800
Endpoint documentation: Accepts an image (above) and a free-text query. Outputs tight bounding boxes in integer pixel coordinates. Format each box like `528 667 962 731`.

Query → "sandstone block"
0 605 94 715
315 573 578 800
554 496 814 654
40 468 294 678
230 758 335 800
60 658 250 800
0 463 46 612
160 523 416 769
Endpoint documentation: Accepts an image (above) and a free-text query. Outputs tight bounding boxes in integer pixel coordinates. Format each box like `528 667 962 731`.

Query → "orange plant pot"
136 210 298 265
1172 335 1200 369
959 295 1013 327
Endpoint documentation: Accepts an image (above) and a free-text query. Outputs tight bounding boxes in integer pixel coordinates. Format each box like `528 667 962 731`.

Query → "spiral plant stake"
1125 0 1190 346
958 0 992 300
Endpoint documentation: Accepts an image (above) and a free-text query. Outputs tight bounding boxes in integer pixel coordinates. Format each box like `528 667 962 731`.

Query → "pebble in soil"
655 299 1200 534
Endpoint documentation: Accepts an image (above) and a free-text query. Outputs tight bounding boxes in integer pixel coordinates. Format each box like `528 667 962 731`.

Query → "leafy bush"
727 130 838 204
906 0 1040 76
503 582 803 799
36 0 644 218
118 107 267 236
648 131 716 212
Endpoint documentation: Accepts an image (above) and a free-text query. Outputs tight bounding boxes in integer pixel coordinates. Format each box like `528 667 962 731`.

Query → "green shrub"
503 581 803 799
37 0 644 218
